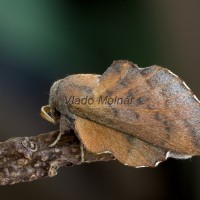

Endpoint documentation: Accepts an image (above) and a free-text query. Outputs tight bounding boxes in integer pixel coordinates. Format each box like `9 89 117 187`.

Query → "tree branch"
0 130 115 185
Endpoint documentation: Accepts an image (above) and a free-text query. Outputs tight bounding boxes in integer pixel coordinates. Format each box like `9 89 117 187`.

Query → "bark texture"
0 130 114 185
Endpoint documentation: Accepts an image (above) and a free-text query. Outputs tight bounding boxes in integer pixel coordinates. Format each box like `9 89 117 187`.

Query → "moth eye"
52 108 61 119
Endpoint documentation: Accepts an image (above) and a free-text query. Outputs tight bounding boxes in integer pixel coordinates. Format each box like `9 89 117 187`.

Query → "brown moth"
41 60 200 168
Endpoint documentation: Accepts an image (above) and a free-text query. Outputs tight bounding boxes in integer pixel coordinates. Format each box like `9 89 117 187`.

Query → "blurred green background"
0 0 200 200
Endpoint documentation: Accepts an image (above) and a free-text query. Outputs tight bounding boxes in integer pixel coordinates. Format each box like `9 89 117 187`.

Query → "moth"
41 60 200 168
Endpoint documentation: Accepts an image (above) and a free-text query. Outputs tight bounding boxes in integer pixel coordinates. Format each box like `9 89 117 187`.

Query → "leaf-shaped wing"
75 117 167 167
69 61 200 155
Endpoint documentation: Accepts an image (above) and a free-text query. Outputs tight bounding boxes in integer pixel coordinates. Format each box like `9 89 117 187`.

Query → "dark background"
0 0 200 200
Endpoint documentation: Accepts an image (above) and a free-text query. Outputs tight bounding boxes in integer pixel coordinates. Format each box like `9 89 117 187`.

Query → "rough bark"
0 130 114 186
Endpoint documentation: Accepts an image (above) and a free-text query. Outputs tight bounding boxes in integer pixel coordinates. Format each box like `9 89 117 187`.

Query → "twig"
0 130 114 185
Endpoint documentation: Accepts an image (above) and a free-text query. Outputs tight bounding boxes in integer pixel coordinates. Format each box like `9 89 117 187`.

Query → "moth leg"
49 115 70 147
80 143 85 162
49 132 63 147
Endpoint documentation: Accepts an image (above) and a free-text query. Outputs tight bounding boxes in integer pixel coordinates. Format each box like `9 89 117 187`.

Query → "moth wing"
70 60 200 155
75 116 167 167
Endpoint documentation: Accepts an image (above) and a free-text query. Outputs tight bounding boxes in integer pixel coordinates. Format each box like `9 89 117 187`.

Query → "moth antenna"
41 105 55 123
